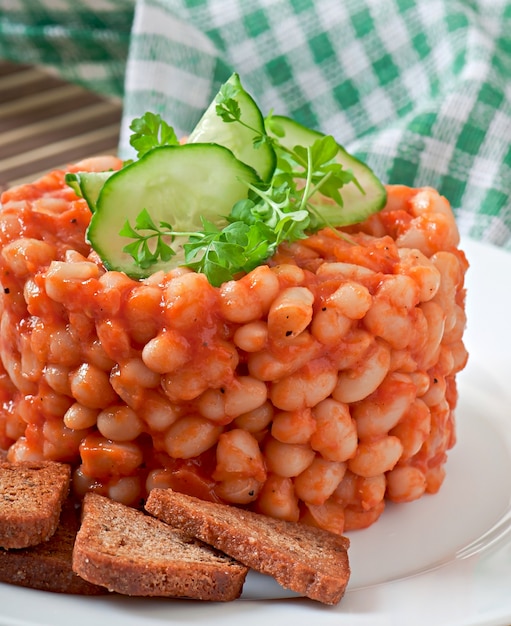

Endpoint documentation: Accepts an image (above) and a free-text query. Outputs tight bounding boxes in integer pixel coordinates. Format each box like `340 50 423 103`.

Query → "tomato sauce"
0 165 468 533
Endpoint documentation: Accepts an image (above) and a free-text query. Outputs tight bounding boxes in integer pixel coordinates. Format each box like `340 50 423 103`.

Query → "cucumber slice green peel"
266 115 387 228
66 73 387 286
188 73 276 183
65 171 115 212
87 144 260 279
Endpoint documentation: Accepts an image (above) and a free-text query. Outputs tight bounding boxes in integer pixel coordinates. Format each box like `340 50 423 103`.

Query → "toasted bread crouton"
0 499 107 595
145 489 351 605
72 493 248 601
0 461 71 549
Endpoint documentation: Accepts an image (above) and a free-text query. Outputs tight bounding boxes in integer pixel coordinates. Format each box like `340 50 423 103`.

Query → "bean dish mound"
0 156 468 533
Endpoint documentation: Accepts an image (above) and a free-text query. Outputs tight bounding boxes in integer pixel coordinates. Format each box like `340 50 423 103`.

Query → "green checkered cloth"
0 0 134 98
2 0 511 250
120 0 511 250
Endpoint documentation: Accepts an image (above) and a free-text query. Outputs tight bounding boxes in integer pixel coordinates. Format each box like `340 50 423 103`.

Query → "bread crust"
0 461 71 549
145 489 350 605
72 493 248 601
0 499 107 594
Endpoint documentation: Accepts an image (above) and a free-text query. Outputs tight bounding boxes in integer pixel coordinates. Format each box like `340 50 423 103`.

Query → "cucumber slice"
187 73 276 182
65 171 115 212
269 115 387 226
87 144 259 278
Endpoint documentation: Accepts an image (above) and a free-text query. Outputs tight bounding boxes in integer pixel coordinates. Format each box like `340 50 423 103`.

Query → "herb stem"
298 148 314 212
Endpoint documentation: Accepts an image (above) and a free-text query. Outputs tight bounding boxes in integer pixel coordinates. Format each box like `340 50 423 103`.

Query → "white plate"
1 236 511 626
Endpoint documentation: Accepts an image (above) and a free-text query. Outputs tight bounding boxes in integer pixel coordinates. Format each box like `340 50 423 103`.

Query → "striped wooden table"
0 61 122 193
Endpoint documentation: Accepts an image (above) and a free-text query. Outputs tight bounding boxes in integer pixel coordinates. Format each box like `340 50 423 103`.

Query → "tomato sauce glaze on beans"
0 161 469 533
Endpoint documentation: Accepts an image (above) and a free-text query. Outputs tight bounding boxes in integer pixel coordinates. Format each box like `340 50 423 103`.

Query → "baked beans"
0 162 468 533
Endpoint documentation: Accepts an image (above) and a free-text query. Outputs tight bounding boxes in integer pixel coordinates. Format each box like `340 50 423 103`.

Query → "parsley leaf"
119 208 177 269
120 78 375 285
120 124 359 284
215 82 242 124
129 112 179 158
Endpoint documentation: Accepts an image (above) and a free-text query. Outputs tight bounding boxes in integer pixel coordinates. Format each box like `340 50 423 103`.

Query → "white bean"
233 401 274 434
418 301 446 370
348 436 403 478
97 404 144 441
233 321 268 352
386 465 426 502
215 477 263 504
328 281 372 319
256 474 300 522
310 399 358 462
264 438 315 477
333 340 391 403
223 376 268 418
270 361 338 411
107 475 142 506
142 330 190 374
63 403 98 430
214 429 266 482
397 248 441 302
248 331 321 381
311 306 352 345
294 457 347 505
164 415 221 459
139 391 180 431
351 373 416 440
267 286 314 341
271 408 316 444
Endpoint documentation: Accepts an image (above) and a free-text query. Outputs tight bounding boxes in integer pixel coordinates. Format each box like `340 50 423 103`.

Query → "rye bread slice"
145 489 351 605
0 461 71 549
0 499 107 595
72 493 248 601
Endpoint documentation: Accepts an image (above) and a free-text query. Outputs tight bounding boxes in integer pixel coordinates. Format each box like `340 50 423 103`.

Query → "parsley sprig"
120 87 362 286
119 208 176 269
129 112 179 159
